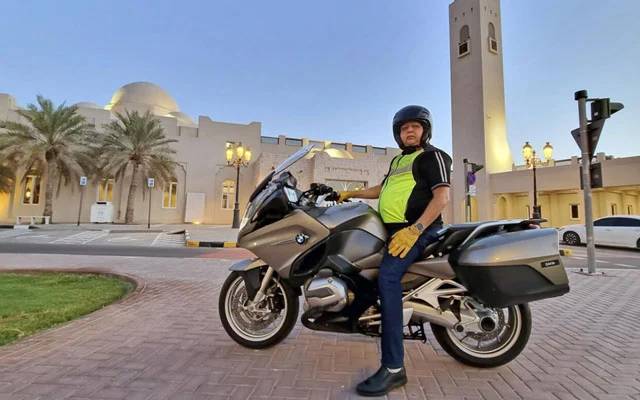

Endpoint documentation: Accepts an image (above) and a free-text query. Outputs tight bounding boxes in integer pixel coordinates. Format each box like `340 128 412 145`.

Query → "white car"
559 215 640 250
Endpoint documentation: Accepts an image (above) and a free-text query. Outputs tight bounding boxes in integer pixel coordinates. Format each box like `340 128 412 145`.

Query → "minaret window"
488 22 498 54
458 25 470 57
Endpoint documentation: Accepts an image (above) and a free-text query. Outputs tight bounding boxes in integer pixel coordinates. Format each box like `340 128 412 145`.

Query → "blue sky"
1 0 638 161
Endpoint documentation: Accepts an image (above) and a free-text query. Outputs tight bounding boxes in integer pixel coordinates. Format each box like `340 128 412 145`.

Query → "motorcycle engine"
303 273 350 313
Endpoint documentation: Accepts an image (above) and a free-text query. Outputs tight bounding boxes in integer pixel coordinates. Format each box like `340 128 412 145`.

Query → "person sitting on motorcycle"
338 105 452 397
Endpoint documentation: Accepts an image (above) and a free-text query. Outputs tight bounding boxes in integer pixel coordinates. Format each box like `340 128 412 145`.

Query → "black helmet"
392 105 432 149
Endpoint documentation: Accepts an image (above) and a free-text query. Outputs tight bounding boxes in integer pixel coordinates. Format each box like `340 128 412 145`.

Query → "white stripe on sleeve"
435 152 446 183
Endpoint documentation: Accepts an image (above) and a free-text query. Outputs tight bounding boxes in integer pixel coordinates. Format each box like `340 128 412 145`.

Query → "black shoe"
356 366 407 397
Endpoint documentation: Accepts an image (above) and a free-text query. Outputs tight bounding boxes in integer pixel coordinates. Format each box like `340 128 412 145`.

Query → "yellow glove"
337 191 353 203
388 225 422 258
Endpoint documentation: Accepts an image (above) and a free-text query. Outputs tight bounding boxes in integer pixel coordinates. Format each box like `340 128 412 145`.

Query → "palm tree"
0 163 15 193
99 111 178 224
0 96 94 221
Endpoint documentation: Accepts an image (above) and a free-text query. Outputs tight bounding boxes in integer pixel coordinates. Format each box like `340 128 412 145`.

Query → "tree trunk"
125 163 140 224
43 157 57 222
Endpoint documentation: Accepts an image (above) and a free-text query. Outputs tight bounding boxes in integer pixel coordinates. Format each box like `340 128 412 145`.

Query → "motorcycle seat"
420 223 482 259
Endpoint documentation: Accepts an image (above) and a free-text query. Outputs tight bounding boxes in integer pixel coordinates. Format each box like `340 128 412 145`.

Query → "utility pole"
463 158 483 223
572 90 624 275
147 178 155 229
463 159 471 222
77 176 87 226
576 90 596 274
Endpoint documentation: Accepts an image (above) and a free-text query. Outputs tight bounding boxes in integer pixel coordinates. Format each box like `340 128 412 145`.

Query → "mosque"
1 0 638 227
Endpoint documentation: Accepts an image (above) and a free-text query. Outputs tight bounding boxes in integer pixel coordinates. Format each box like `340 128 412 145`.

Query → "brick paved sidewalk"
0 254 639 400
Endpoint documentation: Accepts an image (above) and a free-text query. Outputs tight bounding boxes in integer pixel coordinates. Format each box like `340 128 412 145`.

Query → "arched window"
488 22 496 39
458 25 470 57
488 22 498 53
163 181 178 209
460 25 470 42
22 175 41 204
222 180 235 209
98 178 114 202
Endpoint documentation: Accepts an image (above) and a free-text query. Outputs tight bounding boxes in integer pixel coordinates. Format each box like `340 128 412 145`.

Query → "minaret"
449 0 512 222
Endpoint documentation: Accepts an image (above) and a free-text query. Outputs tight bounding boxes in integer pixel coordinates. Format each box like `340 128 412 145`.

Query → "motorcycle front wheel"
431 303 531 368
219 271 299 349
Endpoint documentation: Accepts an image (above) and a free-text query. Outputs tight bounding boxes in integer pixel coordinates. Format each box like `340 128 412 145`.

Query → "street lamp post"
225 142 252 229
522 141 553 220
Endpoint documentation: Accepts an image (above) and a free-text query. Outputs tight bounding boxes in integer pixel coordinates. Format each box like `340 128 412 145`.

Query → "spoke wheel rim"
446 305 522 359
225 275 288 341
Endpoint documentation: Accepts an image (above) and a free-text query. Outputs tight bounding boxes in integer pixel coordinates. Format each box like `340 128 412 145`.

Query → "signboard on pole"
147 178 155 188
468 184 477 197
79 176 88 186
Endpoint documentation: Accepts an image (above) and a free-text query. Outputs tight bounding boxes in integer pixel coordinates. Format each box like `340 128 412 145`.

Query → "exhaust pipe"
359 302 459 329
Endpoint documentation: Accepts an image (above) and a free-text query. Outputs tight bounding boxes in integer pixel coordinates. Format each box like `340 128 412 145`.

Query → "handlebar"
299 183 345 205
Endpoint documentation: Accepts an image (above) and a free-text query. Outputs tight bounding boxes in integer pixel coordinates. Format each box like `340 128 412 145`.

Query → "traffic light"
571 97 624 160
590 98 624 121
463 159 484 186
470 162 484 173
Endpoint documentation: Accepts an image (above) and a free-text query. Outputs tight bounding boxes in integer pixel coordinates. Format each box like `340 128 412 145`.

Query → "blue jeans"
378 224 441 369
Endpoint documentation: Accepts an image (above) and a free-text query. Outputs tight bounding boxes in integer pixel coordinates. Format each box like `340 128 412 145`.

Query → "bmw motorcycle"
219 145 570 367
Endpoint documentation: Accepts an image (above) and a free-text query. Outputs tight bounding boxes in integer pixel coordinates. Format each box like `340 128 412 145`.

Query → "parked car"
559 215 640 249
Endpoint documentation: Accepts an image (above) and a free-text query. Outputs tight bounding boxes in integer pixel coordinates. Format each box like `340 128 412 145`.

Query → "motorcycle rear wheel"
219 271 299 349
431 303 531 368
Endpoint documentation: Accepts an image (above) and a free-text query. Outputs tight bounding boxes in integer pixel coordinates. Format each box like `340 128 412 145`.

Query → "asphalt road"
0 228 185 247
560 244 640 270
1 239 638 270
0 242 238 259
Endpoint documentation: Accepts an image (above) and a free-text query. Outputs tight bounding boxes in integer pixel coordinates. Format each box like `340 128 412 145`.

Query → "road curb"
186 240 237 248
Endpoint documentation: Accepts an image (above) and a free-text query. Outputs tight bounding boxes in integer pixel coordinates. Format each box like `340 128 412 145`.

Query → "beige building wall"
0 85 402 225
490 154 640 227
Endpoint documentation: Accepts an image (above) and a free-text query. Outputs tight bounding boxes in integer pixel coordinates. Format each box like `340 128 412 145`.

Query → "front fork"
251 266 275 304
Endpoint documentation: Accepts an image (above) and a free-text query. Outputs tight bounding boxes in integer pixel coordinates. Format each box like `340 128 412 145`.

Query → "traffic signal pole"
463 159 471 222
575 90 597 274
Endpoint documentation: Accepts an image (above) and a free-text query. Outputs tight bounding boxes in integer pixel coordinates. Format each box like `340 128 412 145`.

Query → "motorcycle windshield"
273 144 316 176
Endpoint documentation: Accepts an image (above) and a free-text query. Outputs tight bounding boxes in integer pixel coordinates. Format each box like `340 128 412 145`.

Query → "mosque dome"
74 101 102 109
168 111 196 127
105 82 180 116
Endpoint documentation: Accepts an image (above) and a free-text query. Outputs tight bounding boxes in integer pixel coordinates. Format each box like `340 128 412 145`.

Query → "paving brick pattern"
0 254 639 399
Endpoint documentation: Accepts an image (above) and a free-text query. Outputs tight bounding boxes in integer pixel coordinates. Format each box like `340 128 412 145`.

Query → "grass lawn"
0 272 133 346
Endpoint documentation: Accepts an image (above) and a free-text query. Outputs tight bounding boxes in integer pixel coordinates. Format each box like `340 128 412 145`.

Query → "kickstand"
406 321 428 343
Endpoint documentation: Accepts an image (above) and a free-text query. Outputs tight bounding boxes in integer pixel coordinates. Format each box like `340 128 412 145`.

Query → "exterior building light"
521 141 553 220
543 142 553 161
225 142 252 228
522 141 533 163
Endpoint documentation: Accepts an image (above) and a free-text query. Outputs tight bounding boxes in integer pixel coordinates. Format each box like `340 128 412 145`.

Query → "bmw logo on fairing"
295 233 308 245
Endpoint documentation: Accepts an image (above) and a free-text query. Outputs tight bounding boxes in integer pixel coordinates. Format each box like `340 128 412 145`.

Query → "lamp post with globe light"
522 141 553 219
225 142 252 228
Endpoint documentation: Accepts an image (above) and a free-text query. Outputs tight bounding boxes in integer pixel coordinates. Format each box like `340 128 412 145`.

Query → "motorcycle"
219 145 570 367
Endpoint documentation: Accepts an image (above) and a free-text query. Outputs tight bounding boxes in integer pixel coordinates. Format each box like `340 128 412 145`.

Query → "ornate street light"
226 142 251 228
522 141 534 165
543 142 554 162
522 141 553 220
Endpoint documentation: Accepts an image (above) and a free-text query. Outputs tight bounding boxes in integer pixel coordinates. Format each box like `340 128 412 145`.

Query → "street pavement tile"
0 254 639 399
